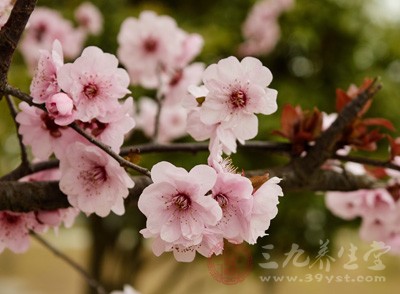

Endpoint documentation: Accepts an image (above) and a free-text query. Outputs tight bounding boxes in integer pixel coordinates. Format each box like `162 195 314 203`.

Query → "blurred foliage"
3 0 400 291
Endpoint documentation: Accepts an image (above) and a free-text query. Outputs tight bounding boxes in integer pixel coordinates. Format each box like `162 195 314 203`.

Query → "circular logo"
207 242 253 285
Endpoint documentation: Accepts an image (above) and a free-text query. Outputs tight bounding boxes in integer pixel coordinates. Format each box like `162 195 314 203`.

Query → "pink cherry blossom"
59 142 134 217
16 102 77 160
74 2 103 36
46 92 75 126
19 7 85 71
138 161 221 247
326 188 395 221
77 97 136 152
210 171 254 244
143 227 223 262
117 11 203 88
200 56 277 142
325 190 369 220
30 40 64 104
239 0 294 56
161 63 205 106
246 177 283 244
36 208 80 229
58 46 131 122
0 211 39 254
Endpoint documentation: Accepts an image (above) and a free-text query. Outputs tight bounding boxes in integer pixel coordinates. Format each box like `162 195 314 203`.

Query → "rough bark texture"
0 0 37 93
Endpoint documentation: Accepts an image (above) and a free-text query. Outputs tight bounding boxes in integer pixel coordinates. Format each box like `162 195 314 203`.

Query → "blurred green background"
1 0 400 293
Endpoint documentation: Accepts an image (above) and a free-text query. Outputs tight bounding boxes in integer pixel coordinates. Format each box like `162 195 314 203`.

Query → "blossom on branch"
186 56 278 155
19 7 85 71
59 142 134 217
117 10 203 88
58 46 131 122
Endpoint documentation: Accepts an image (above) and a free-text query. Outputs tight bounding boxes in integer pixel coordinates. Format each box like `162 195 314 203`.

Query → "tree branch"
0 0 37 94
0 166 373 213
290 79 382 181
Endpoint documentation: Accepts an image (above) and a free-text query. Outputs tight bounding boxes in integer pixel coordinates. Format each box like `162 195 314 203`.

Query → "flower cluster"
239 0 294 56
16 41 135 217
325 157 400 254
8 7 286 266
19 3 103 71
138 160 283 262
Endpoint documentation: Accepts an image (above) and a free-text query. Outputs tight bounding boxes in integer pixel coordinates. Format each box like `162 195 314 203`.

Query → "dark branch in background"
289 79 382 185
0 167 372 213
31 232 107 294
0 0 37 94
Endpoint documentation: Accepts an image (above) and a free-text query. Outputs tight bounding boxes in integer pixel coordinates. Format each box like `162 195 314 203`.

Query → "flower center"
230 89 247 109
78 119 108 137
81 165 108 186
143 37 158 53
169 69 183 86
83 83 98 99
172 193 191 210
2 212 20 225
214 193 229 208
40 113 64 138
34 23 47 42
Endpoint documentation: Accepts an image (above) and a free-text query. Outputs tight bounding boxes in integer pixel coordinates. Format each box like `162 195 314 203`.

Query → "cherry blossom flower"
77 97 136 152
246 177 283 244
325 188 395 221
16 102 76 160
59 142 134 217
209 171 254 244
110 285 141 294
186 103 238 156
200 56 277 127
117 11 203 88
161 63 205 106
74 2 103 36
58 46 130 122
239 0 294 56
138 161 221 247
46 92 75 126
19 7 85 71
143 227 223 262
30 40 64 104
0 211 40 254
185 57 277 154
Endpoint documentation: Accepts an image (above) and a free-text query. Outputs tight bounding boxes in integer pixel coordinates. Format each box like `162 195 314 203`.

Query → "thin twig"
31 232 107 294
5 94 30 166
70 123 151 177
0 0 37 93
